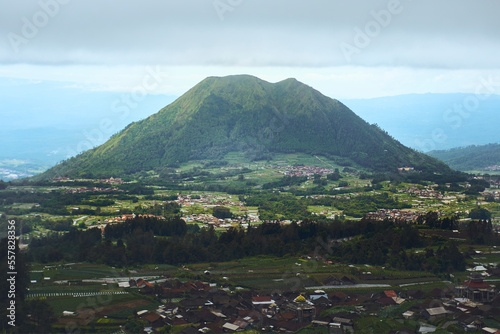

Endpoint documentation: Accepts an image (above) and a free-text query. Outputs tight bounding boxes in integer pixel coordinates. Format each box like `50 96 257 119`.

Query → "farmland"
1 154 500 332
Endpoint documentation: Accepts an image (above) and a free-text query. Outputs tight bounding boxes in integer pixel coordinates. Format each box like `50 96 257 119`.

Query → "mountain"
428 143 500 171
36 75 450 179
342 94 500 152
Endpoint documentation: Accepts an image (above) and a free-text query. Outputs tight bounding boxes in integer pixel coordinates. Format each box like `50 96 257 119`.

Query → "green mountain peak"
38 75 450 179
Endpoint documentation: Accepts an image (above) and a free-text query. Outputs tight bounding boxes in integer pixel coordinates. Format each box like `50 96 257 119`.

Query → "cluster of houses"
364 209 421 222
176 194 264 229
97 210 263 233
397 167 415 172
52 176 124 183
66 187 123 194
52 177 72 182
100 177 124 184
484 165 500 172
104 213 163 224
117 272 499 333
182 213 261 229
269 165 336 177
484 191 500 201
401 186 449 200
176 194 243 208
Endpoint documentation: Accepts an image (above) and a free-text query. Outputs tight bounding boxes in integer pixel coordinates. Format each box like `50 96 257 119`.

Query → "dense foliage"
243 193 311 220
469 207 492 220
25 217 469 274
262 175 308 189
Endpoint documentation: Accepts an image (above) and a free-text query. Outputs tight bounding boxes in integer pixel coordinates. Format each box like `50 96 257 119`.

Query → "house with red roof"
384 290 398 298
456 273 497 303
141 311 165 329
251 296 274 306
136 278 155 288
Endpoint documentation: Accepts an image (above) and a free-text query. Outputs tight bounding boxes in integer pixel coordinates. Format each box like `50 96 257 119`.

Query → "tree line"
25 217 471 274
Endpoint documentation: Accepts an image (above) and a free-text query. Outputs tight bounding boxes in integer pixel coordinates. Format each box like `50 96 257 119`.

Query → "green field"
353 316 420 334
43 292 139 315
31 263 124 281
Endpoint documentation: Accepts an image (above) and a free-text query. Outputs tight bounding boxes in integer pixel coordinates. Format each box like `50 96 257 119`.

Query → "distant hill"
343 94 500 152
428 143 500 171
36 75 450 179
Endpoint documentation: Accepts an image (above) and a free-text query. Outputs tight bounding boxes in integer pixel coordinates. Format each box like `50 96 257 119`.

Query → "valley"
1 153 500 333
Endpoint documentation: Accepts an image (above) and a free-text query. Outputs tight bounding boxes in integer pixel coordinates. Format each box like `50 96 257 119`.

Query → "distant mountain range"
35 75 449 179
428 143 500 171
343 93 500 152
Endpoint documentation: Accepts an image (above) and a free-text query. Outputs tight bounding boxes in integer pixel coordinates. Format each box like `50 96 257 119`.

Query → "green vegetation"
306 193 411 218
244 192 310 220
2 147 500 333
353 316 418 334
24 215 476 275
428 143 500 171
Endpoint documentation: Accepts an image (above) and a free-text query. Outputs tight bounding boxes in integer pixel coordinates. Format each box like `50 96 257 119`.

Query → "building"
422 306 450 320
284 294 316 323
456 273 497 303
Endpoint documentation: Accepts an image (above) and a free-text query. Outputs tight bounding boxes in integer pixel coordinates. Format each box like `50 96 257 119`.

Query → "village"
107 269 500 333
66 186 124 194
4 162 498 333
364 209 422 222
176 194 261 227
269 165 336 177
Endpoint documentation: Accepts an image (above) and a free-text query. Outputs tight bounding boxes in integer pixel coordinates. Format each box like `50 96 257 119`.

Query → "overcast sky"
1 0 500 99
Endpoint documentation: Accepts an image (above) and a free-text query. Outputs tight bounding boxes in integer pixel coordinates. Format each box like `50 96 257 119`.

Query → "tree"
467 220 494 244
212 206 233 219
423 211 439 228
327 171 341 181
469 207 491 220
125 317 147 333
338 181 349 187
24 299 56 333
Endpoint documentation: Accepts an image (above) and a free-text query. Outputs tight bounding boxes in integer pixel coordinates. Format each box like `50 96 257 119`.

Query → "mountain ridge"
428 143 500 171
342 93 500 151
